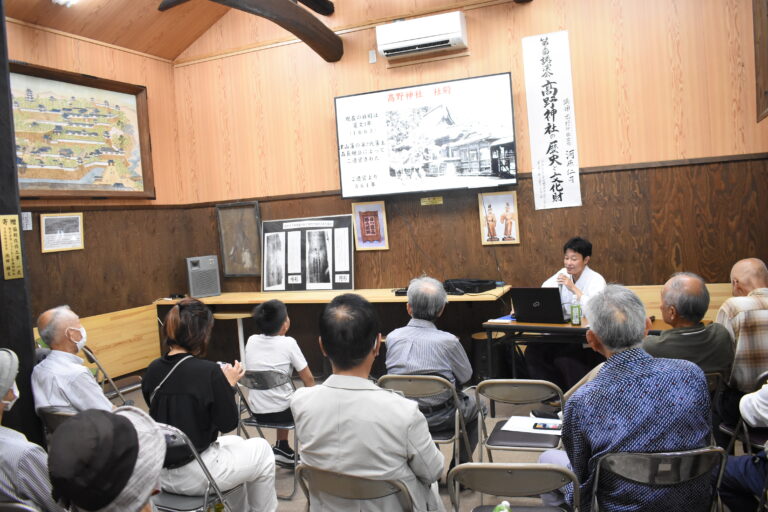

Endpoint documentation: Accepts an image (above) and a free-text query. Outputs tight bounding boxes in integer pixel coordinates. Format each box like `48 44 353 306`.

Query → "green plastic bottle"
493 500 512 512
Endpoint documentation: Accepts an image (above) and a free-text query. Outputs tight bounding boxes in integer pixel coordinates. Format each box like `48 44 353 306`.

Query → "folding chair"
297 464 414 512
37 407 74 445
235 370 298 499
719 371 768 455
476 379 564 462
758 440 768 511
0 503 41 511
151 423 244 512
377 374 472 465
591 447 727 512
82 346 140 406
447 462 580 512
704 372 723 397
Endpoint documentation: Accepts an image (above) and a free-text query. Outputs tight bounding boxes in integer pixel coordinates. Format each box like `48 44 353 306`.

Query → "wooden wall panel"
172 0 768 204
5 0 229 60
7 21 181 207
22 159 768 321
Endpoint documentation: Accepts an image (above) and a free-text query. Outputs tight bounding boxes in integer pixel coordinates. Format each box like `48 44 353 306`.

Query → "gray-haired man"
642 272 733 378
385 276 479 466
540 285 711 511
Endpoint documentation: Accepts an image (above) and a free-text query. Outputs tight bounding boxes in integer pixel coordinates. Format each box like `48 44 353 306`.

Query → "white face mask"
2 382 19 411
68 326 87 352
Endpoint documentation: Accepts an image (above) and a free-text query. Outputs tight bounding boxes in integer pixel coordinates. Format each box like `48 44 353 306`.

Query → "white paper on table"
500 416 562 434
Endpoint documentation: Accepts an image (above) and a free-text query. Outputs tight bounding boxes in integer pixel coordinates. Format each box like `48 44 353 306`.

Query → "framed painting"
216 201 261 277
351 200 389 251
40 213 84 253
9 62 155 198
478 191 520 245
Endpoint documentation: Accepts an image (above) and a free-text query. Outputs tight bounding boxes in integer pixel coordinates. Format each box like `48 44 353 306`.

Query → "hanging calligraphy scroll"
522 31 582 210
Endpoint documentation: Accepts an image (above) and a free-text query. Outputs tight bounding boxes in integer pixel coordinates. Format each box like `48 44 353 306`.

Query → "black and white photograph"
263 231 285 291
306 229 332 289
216 201 261 276
40 212 84 253
261 215 354 292
335 73 517 198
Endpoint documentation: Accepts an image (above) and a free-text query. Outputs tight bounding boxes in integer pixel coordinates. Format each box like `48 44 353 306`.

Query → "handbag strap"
149 355 193 405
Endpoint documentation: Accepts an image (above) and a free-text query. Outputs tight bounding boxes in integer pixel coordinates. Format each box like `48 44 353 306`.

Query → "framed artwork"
9 62 155 198
216 202 261 277
40 213 84 253
478 191 520 245
351 200 389 251
335 73 517 198
261 215 354 292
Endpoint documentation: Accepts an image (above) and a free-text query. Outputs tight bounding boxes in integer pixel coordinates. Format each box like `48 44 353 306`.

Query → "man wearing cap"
0 348 65 511
32 305 113 413
48 407 166 512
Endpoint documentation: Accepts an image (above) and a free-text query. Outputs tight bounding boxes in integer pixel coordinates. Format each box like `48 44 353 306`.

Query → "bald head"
730 258 768 297
661 272 709 326
38 306 81 351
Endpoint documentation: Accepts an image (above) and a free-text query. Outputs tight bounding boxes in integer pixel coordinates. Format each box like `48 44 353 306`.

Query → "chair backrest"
377 374 456 400
476 379 564 408
755 371 768 391
592 447 726 511
704 372 722 395
239 370 294 391
37 408 75 435
447 463 580 511
0 503 41 512
296 464 414 512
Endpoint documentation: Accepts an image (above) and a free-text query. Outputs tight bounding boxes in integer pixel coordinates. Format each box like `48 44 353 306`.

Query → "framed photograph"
351 200 389 251
9 62 155 198
261 215 354 292
335 73 517 198
216 202 261 277
478 191 520 245
40 213 84 253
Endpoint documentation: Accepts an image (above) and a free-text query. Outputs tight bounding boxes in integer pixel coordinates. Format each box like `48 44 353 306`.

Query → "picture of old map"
11 73 145 193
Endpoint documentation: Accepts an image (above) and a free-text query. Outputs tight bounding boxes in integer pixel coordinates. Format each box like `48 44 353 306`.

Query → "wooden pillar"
0 0 44 445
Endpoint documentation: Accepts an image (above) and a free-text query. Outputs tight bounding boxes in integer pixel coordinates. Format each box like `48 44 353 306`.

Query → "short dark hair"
319 294 380 371
252 300 288 336
163 298 213 357
563 237 592 259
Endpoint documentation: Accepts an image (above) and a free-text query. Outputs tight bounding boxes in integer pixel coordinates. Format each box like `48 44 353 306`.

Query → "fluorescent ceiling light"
52 0 79 6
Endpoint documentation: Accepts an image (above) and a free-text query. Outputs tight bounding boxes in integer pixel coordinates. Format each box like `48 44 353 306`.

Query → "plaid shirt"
716 288 768 392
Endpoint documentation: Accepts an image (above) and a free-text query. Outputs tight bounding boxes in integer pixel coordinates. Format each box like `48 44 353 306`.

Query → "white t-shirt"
542 265 606 318
244 334 308 413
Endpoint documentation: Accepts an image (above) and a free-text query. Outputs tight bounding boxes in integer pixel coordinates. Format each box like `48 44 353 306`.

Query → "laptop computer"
510 287 568 324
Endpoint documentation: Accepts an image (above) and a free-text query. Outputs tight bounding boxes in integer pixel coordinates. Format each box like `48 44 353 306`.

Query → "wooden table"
156 286 512 377
155 286 511 306
479 318 672 380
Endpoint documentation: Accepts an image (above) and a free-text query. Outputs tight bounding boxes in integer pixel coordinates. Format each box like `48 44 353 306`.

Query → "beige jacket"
290 374 445 512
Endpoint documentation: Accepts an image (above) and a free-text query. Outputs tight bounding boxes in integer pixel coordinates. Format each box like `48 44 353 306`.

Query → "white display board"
261 215 354 292
335 73 518 198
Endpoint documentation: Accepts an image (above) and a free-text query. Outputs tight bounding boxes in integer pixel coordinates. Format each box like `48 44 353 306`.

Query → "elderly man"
0 348 65 511
714 258 768 432
385 275 478 467
32 305 113 413
642 272 733 377
540 285 711 511
291 294 444 511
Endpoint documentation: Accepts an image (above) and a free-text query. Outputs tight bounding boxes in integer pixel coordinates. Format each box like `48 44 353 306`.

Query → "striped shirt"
385 318 472 406
31 350 113 413
716 288 768 392
0 426 65 511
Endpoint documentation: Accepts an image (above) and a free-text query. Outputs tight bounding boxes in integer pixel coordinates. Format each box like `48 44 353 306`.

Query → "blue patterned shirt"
563 347 712 511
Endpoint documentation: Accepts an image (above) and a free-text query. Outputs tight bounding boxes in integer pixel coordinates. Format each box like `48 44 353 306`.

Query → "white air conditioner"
376 11 468 60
